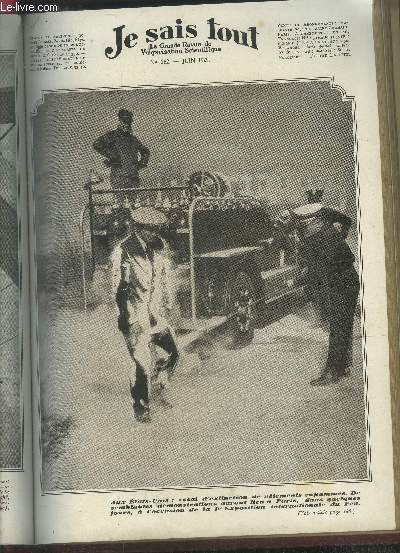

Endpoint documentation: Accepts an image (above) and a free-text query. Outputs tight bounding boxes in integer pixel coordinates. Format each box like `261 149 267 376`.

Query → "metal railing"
80 181 191 311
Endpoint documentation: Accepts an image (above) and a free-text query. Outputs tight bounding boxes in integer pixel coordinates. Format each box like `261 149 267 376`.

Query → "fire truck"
80 170 303 342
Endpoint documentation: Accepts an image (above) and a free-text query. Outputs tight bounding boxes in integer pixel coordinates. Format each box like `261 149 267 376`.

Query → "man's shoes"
165 352 179 377
134 407 151 423
332 368 351 381
133 401 151 423
151 372 173 408
153 370 169 389
310 374 332 386
310 363 352 386
135 409 151 423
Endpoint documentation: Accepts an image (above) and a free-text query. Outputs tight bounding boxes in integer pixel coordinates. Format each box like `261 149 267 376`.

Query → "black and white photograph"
0 52 21 470
32 80 368 492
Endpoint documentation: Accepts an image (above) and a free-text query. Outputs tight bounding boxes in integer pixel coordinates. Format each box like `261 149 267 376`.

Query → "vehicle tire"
228 270 257 345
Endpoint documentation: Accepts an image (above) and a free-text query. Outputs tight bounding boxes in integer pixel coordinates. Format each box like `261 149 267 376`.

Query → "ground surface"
40 296 368 492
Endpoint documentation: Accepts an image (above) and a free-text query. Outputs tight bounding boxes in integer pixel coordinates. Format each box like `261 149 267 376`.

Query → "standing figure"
93 108 150 204
293 204 359 386
111 206 179 422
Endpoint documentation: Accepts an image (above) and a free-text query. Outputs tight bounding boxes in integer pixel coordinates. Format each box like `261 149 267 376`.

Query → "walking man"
294 203 359 385
111 206 179 422
93 108 150 203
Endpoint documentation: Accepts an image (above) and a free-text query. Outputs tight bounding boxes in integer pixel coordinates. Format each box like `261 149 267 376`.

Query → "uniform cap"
130 206 168 228
118 108 133 123
321 206 352 227
291 203 323 219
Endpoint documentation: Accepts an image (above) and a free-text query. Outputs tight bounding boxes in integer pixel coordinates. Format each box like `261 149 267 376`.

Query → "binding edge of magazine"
374 0 400 529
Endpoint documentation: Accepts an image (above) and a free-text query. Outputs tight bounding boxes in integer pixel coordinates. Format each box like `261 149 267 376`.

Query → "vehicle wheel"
228 271 257 345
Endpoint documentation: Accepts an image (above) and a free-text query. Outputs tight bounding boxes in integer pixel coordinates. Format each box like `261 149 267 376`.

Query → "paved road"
41 297 367 491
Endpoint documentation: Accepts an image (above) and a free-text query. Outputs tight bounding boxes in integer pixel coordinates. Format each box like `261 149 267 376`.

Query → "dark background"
2 541 400 552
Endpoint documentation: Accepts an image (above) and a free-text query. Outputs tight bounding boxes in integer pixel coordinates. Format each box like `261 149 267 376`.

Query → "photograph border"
30 76 371 495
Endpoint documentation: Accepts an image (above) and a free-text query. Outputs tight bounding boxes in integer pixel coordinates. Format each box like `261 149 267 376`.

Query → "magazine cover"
3 0 396 543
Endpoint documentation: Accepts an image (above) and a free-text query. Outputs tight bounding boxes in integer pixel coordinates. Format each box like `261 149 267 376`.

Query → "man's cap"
291 203 323 219
118 108 133 123
131 206 168 228
321 206 352 227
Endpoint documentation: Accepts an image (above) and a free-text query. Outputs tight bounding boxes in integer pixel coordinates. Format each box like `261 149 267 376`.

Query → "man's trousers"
325 285 359 377
124 323 153 408
123 324 178 408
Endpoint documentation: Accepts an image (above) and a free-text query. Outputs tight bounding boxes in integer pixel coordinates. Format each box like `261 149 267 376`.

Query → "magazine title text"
105 18 259 59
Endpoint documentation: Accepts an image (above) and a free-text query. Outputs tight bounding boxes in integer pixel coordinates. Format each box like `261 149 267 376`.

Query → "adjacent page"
0 14 34 545
24 0 397 544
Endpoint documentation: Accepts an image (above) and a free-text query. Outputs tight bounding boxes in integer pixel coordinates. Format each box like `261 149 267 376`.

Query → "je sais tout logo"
105 18 259 59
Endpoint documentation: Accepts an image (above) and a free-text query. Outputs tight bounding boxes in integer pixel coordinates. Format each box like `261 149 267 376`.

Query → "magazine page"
0 14 34 545
24 0 396 544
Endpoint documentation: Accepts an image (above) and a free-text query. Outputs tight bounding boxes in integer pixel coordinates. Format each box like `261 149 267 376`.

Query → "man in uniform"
111 206 179 422
93 108 150 203
293 203 359 385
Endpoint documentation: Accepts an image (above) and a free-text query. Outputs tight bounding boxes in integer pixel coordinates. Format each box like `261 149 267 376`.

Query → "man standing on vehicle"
93 108 150 203
111 206 179 423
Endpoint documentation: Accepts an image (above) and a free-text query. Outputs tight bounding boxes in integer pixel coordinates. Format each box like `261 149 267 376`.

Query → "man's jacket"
300 224 359 291
93 128 150 187
111 233 172 333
